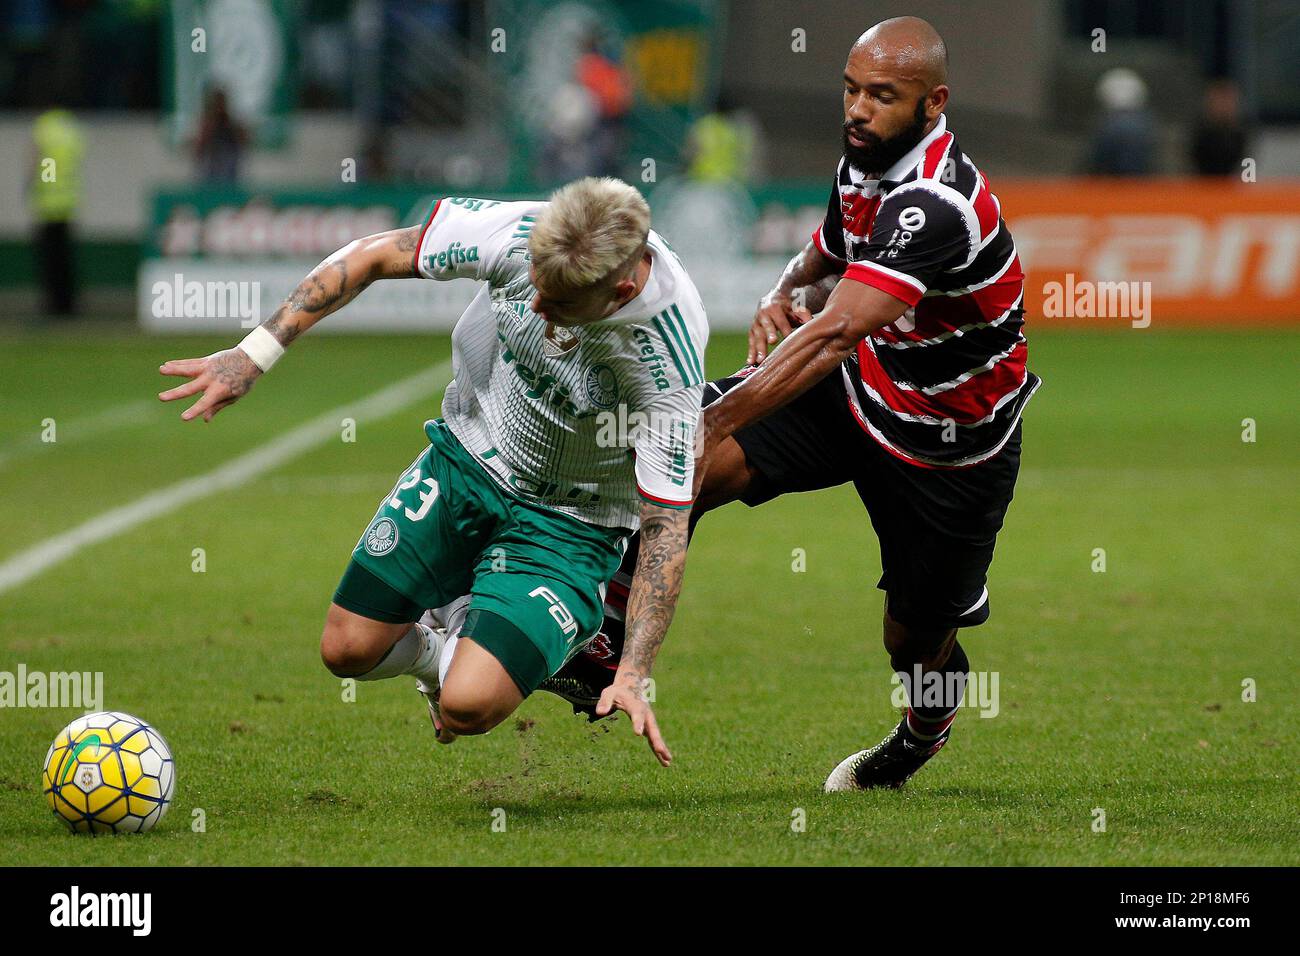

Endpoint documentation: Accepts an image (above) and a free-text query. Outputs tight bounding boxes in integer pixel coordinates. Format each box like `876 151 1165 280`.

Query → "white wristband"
237 326 285 372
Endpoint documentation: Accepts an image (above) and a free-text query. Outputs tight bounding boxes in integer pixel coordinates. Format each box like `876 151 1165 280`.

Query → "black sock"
900 640 969 742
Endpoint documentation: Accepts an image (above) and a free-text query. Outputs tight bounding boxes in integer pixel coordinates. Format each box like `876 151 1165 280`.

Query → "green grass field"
0 325 1295 866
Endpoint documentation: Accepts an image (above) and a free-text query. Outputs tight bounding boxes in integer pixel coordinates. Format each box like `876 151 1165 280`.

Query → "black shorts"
715 370 1023 632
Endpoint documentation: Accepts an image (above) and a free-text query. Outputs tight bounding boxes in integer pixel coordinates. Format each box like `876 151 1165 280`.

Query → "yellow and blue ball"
42 711 175 834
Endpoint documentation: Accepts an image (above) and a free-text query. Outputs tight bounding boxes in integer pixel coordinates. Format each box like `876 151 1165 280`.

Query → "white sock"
438 634 459 687
425 595 470 635
421 595 470 686
355 622 444 685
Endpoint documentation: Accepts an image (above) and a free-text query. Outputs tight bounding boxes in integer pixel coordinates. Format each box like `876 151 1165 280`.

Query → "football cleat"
823 719 949 792
538 631 620 722
416 678 457 745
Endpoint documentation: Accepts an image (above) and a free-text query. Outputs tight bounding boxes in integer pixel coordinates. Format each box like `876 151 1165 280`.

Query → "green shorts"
333 420 628 695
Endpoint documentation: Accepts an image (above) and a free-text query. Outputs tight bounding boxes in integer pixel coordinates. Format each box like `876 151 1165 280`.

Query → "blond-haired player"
158 178 708 766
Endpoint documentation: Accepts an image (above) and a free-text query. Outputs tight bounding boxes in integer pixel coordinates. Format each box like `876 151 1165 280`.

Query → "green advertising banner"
137 179 826 332
163 0 297 149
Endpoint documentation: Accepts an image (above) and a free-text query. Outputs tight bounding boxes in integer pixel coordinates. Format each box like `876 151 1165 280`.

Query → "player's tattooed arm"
622 505 690 677
159 225 424 422
750 240 845 363
260 224 424 345
596 502 688 766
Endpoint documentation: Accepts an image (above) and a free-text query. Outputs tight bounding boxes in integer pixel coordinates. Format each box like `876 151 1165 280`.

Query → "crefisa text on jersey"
49 886 152 936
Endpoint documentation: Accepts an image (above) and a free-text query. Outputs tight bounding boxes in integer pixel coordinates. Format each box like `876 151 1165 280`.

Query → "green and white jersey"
414 196 709 531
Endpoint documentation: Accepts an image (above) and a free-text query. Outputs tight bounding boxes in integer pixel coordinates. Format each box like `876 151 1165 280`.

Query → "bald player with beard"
544 17 1039 791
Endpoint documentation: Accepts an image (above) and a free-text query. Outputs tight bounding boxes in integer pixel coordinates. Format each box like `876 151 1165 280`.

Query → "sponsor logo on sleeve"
631 329 671 391
423 241 479 273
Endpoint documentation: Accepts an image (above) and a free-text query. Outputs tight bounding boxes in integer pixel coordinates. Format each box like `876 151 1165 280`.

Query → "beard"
842 96 930 177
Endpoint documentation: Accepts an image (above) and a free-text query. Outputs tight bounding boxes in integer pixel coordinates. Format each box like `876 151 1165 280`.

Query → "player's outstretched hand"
748 292 810 364
158 348 262 423
597 674 672 767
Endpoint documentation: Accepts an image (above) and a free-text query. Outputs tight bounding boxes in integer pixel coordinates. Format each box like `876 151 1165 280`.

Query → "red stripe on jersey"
637 485 693 508
867 256 1024 346
414 198 443 273
855 338 1029 424
841 192 882 240
970 264 1025 318
844 261 925 307
922 132 954 178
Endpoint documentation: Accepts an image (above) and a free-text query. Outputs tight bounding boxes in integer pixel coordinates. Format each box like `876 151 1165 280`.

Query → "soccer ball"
42 711 175 834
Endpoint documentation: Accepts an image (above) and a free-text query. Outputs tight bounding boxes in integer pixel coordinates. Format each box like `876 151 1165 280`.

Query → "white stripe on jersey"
889 337 1025 395
842 364 1041 468
853 342 1032 428
936 248 1019 291
855 260 928 295
877 294 1023 350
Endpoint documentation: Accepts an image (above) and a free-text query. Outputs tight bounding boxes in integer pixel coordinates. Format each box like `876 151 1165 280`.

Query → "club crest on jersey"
364 517 399 556
543 322 579 356
584 364 619 409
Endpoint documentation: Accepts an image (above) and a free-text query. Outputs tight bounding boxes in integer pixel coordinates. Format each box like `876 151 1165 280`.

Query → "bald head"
839 17 950 176
851 16 948 89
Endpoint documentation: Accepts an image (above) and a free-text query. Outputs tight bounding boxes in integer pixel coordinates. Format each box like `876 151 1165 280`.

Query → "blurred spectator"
686 95 762 184
300 0 353 108
359 128 391 182
1086 67 1156 176
536 83 599 184
576 30 633 176
1190 79 1249 176
28 107 84 317
193 88 250 184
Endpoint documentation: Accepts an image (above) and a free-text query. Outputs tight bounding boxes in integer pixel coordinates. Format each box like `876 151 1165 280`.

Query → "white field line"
0 399 157 469
0 360 452 596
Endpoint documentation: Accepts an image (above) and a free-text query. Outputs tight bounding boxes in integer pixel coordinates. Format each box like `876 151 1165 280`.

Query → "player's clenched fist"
158 348 262 423
748 292 811 365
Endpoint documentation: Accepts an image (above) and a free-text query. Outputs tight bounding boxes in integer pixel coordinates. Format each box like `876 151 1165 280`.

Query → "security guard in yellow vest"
29 109 85 316
686 101 756 184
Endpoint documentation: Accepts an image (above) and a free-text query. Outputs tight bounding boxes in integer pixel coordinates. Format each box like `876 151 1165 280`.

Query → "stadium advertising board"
139 179 1300 332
